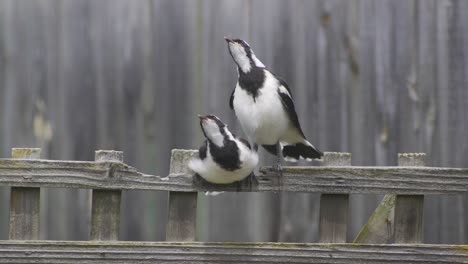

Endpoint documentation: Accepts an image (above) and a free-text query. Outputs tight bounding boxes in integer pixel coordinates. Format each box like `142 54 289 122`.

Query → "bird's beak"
197 114 206 120
224 37 233 43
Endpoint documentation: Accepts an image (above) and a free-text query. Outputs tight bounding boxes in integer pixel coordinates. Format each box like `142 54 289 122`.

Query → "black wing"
229 88 235 110
198 140 207 160
239 138 251 150
275 76 306 138
272 72 294 99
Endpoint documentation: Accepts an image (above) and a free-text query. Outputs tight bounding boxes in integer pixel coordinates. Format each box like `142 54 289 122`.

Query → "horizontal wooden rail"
0 241 466 263
1 158 468 194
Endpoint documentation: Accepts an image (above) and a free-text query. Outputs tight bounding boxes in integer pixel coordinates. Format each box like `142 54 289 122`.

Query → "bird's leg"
274 142 283 175
246 172 258 190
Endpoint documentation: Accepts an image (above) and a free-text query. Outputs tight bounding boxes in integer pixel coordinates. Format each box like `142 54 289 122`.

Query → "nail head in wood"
9 148 41 240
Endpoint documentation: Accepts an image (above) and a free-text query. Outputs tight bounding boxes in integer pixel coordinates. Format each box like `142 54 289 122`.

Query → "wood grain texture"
354 194 396 244
394 195 424 243
9 187 40 240
319 153 351 243
166 150 197 241
1 158 468 194
0 241 466 264
166 192 197 241
355 153 426 243
319 194 349 243
90 190 121 241
90 151 123 241
9 148 41 240
1 0 468 243
394 153 426 243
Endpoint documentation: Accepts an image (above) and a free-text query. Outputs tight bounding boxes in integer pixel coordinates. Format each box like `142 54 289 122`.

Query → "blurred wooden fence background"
0 0 467 243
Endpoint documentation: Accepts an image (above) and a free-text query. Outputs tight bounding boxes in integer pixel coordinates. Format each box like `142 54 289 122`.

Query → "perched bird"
189 114 258 184
225 37 323 170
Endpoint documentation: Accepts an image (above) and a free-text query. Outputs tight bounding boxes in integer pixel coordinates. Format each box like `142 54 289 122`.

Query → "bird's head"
198 114 227 147
225 37 265 73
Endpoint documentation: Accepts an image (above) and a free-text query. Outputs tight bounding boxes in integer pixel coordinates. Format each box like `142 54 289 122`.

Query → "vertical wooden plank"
353 194 396 243
394 0 438 244
432 0 451 244
319 152 351 243
0 0 8 240
197 0 267 242
37 0 62 241
347 0 381 241
456 0 468 244
9 148 41 240
394 153 425 243
2 0 48 239
43 0 95 241
166 149 198 241
90 150 122 241
435 0 468 244
354 152 425 243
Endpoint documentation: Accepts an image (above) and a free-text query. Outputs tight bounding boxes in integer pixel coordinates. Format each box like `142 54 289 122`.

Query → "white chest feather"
233 70 290 145
188 140 258 184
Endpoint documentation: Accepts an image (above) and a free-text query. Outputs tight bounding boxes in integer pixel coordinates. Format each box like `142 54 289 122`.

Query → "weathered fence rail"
0 147 467 263
2 156 468 194
0 241 467 264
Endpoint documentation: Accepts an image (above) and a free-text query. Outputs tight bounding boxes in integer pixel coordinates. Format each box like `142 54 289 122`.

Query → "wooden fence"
0 147 467 263
2 0 468 243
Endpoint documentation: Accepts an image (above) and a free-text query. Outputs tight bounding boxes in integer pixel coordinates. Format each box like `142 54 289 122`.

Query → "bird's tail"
282 141 323 162
262 144 278 156
262 141 323 162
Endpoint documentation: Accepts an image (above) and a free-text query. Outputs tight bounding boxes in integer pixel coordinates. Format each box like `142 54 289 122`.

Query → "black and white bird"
189 114 258 184
225 37 323 170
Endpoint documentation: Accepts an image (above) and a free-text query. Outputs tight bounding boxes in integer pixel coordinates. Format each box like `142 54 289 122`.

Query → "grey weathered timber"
353 194 395 243
394 153 426 243
319 152 351 243
1 0 468 243
395 195 424 243
166 149 197 241
90 151 122 241
1 157 468 194
166 192 197 241
0 241 467 264
9 148 41 240
354 153 426 243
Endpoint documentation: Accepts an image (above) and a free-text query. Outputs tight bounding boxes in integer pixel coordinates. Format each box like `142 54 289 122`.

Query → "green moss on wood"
354 194 395 243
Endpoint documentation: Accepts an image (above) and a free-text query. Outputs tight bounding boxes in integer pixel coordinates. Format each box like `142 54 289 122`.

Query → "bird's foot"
246 172 259 188
273 161 283 176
